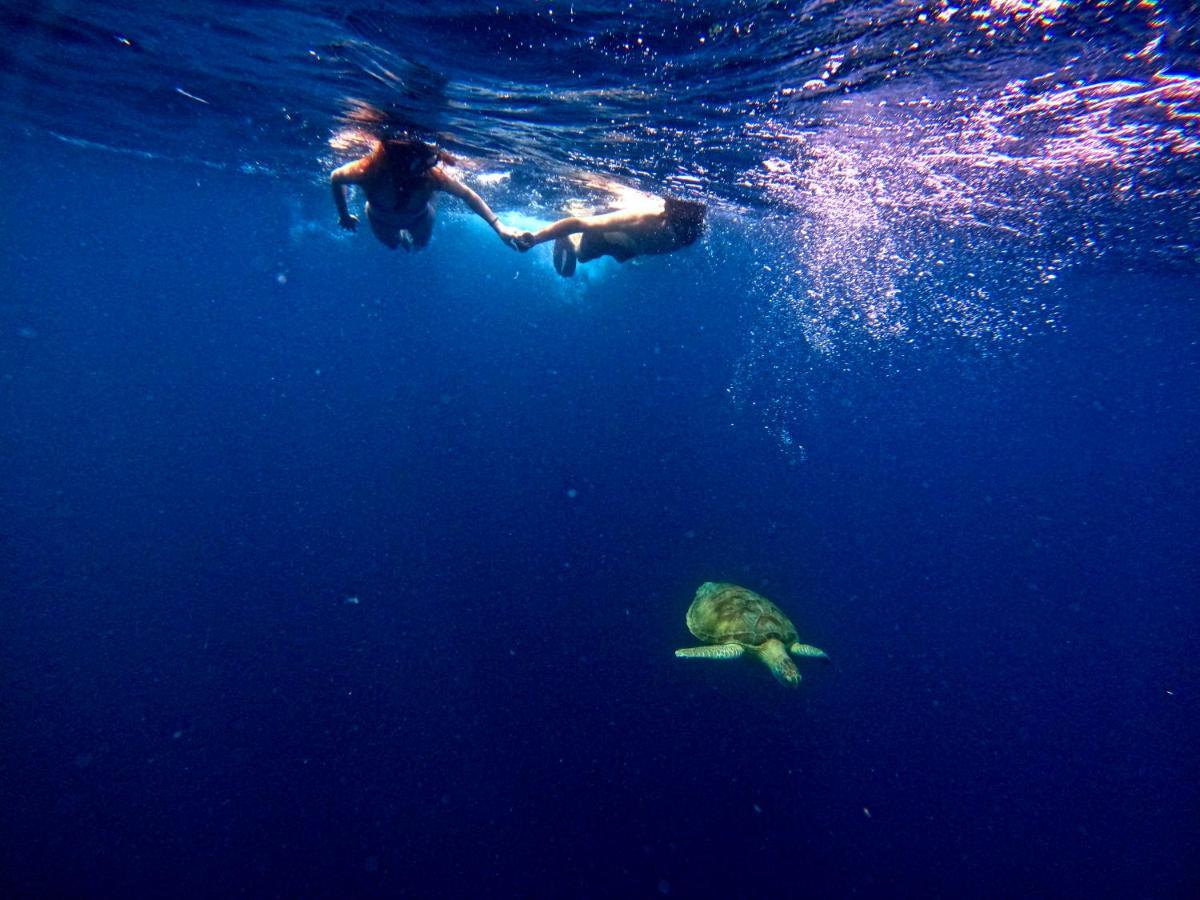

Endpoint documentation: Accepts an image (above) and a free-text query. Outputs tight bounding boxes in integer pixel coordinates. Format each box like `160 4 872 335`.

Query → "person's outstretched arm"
330 156 374 231
516 210 659 250
431 169 520 248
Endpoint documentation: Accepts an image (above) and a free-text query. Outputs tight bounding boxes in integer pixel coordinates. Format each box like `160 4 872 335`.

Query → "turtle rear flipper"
757 638 801 686
675 643 745 660
790 642 830 662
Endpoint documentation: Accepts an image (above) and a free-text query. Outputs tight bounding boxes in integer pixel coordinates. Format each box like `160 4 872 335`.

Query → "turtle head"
757 638 801 687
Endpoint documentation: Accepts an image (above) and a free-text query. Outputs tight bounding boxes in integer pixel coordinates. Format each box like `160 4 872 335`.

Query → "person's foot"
398 230 414 252
553 236 577 277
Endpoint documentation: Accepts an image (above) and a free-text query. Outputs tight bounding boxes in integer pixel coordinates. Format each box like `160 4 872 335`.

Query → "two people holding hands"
332 138 706 277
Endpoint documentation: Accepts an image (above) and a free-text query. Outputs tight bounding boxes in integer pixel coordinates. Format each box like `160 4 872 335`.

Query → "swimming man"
514 197 706 276
331 138 519 251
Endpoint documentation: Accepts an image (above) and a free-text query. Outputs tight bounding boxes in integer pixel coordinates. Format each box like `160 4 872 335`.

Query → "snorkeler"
331 138 520 251
513 197 707 276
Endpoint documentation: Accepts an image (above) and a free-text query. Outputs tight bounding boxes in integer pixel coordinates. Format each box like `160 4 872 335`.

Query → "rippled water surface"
6 1 1198 205
6 3 1198 429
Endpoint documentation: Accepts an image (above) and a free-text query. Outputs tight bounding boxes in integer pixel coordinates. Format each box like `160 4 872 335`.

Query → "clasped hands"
493 222 537 252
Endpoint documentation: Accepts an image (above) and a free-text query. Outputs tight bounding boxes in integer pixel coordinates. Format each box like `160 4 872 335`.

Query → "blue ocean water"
1 2 1198 897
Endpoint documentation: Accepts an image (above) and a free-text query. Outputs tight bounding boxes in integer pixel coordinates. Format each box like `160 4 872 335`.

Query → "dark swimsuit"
580 230 640 263
366 168 436 242
366 200 434 231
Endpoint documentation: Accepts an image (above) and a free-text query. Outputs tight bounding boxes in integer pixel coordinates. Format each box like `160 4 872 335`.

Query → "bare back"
578 211 682 262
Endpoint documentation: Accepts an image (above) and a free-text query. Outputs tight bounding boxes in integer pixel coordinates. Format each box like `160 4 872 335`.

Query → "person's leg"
588 231 640 262
576 231 607 263
553 235 579 277
365 203 401 249
408 205 435 249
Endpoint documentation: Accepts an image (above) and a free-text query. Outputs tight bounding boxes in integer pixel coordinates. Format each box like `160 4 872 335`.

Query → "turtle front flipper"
790 642 830 662
675 643 745 660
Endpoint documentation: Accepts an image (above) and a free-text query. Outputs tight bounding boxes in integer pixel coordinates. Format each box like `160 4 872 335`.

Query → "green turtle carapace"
675 582 829 687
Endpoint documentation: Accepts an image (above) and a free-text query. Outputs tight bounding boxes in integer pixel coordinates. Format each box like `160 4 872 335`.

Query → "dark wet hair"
664 196 707 245
380 138 452 176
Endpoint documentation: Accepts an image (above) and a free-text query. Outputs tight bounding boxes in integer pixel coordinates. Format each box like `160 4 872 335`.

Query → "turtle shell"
686 582 799 647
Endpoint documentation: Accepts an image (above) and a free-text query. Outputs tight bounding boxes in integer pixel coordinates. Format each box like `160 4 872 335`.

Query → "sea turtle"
675 582 829 687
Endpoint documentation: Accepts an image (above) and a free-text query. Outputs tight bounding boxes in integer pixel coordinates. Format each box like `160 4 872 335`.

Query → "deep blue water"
3 2 1199 898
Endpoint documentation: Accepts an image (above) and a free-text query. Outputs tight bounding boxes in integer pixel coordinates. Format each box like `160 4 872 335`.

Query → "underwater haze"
2 1 1198 897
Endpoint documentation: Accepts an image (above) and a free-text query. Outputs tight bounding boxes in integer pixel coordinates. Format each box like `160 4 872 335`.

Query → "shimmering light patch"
328 126 378 156
747 111 1052 360
328 99 480 163
474 171 512 187
934 0 1072 31
759 143 910 355
330 99 394 154
1000 73 1200 162
735 60 1198 454
568 172 664 214
747 65 1200 352
328 103 498 180
983 1 1069 28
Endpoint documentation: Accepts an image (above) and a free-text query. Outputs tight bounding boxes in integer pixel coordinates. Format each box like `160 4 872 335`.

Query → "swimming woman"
331 138 519 251
514 197 706 276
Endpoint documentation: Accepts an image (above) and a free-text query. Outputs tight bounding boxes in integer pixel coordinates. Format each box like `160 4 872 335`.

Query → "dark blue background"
2 135 1197 897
